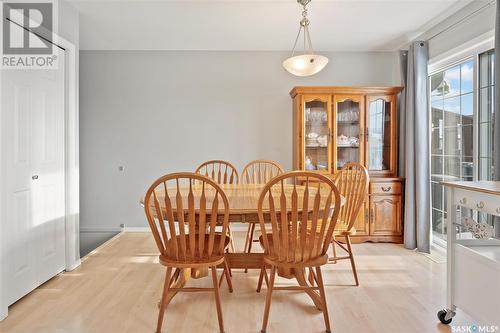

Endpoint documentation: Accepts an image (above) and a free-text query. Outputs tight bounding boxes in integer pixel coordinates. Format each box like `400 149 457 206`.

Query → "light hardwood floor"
0 232 473 333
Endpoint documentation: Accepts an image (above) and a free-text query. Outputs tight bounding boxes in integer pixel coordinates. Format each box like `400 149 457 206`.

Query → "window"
429 48 495 243
430 59 474 241
478 50 495 227
478 50 495 180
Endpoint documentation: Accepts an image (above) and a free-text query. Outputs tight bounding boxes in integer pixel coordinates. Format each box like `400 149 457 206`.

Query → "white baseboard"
80 227 122 233
123 227 150 232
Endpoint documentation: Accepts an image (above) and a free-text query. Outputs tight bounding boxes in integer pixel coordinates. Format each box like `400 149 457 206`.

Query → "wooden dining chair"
195 160 239 185
329 163 369 286
255 171 341 333
195 160 238 252
241 160 284 269
144 172 232 333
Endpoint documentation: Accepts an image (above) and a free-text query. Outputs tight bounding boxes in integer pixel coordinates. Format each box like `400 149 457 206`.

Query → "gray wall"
80 50 399 229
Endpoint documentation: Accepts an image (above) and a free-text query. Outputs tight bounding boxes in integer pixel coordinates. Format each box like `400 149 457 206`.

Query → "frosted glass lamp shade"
282 54 328 77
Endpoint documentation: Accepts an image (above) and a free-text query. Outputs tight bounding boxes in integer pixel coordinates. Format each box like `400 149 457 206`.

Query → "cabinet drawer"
371 182 401 195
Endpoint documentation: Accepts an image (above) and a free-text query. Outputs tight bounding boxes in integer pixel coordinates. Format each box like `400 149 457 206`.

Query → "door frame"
0 34 79 320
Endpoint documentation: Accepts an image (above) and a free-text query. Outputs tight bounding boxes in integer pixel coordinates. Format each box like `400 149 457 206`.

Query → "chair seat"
306 220 356 236
259 234 328 268
160 234 230 268
337 227 356 236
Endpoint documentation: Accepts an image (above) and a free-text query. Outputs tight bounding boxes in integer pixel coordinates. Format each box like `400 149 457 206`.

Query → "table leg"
293 268 323 311
191 267 208 279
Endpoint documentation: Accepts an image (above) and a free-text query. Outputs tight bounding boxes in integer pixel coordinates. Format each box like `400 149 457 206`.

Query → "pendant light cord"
290 1 315 57
290 25 303 57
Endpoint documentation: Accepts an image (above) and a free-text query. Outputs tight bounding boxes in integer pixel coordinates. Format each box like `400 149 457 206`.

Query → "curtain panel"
399 42 431 253
494 1 500 238
494 1 500 181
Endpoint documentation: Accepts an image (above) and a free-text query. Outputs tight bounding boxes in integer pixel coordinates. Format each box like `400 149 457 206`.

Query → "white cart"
439 181 500 325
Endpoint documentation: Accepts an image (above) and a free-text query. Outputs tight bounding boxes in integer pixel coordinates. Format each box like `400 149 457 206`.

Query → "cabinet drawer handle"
381 186 391 192
32 175 39 180
476 201 485 210
459 198 467 205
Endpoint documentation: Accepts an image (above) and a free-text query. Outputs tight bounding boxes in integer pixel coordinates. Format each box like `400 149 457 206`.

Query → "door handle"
32 175 39 180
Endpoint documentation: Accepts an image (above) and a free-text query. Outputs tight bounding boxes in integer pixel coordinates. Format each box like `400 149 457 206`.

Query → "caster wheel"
437 309 453 325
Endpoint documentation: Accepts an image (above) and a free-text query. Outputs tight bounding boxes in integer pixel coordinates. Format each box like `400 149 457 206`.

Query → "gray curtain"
399 42 430 253
494 1 500 237
494 0 500 181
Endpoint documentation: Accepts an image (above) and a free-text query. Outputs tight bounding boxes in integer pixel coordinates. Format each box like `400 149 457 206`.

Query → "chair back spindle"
258 171 341 265
144 173 230 263
334 163 369 232
195 160 239 185
241 160 284 184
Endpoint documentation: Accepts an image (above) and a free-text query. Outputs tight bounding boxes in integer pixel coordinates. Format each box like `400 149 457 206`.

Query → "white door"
1 48 66 305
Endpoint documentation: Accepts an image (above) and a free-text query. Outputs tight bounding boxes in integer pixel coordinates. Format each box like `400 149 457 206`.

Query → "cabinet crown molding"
289 86 404 98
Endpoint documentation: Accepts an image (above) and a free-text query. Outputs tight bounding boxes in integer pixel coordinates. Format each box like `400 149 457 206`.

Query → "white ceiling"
69 0 475 51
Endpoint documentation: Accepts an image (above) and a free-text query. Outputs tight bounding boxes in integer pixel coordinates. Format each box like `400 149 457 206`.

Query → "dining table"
140 183 345 310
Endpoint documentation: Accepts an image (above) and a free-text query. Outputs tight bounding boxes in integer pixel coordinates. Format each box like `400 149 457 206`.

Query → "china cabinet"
291 86 404 243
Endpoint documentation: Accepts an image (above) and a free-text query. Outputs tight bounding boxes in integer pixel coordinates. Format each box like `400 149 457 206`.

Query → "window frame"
427 30 494 249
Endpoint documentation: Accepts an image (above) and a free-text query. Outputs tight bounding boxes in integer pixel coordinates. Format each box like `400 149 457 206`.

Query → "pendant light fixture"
282 0 328 77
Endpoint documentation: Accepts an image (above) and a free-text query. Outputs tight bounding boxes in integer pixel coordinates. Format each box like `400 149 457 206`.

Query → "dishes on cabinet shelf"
306 142 320 148
337 160 347 169
304 156 327 171
337 134 359 147
305 108 327 124
305 156 315 170
306 132 319 147
305 133 329 148
317 164 327 170
317 135 328 147
337 110 359 122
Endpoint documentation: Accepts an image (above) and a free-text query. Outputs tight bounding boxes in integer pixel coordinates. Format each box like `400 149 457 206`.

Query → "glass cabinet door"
302 95 332 172
367 95 395 173
334 95 364 171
